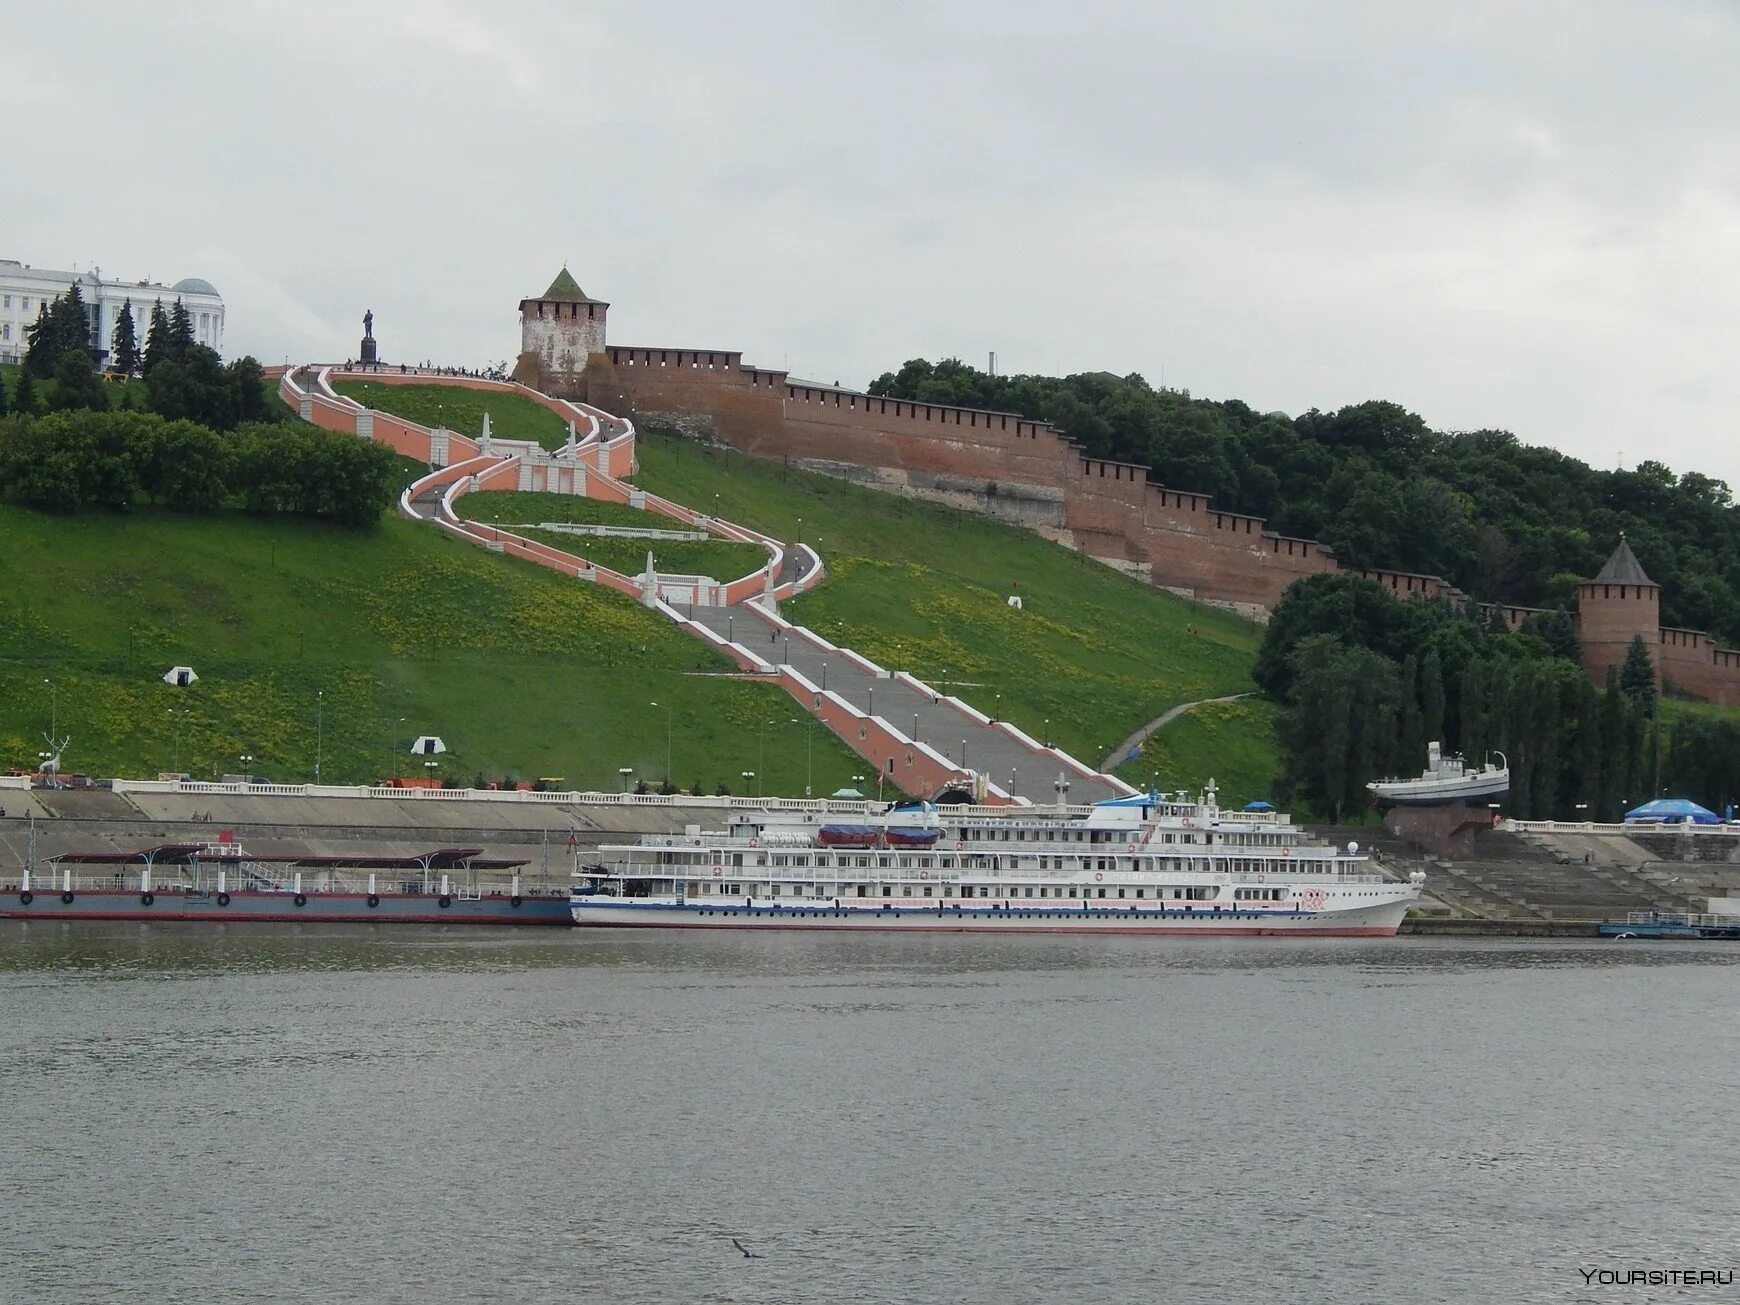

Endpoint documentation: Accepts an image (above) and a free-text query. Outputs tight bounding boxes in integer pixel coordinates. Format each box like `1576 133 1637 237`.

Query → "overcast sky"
11 1 1739 482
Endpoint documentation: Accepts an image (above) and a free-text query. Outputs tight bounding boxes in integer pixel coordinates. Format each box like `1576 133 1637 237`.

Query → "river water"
1 924 1735 1304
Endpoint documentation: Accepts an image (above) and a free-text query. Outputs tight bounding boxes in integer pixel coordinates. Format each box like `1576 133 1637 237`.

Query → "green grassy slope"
1113 697 1280 807
330 380 571 450
624 432 1277 788
0 505 864 794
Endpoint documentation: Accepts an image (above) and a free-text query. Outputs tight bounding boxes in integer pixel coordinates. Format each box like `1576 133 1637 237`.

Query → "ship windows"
922 886 933 897
902 886 913 897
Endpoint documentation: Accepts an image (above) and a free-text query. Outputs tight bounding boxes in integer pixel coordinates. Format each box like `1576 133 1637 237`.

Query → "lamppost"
1575 801 1588 826
619 766 634 793
789 717 813 797
912 712 919 743
43 678 55 739
820 661 828 691
741 769 756 797
650 701 673 783
960 739 968 767
1043 717 1051 748
867 684 874 718
424 759 439 785
384 717 404 781
169 707 187 774
315 690 324 783
239 753 255 781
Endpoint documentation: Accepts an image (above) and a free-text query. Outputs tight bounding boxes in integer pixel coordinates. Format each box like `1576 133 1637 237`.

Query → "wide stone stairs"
681 600 1124 803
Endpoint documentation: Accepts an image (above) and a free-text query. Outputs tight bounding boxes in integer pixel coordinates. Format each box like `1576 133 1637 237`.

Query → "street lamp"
741 769 756 797
820 661 828 691
424 760 439 785
384 717 405 781
912 712 919 742
618 766 634 793
789 717 813 797
239 753 255 781
960 739 968 767
650 701 674 783
315 690 324 783
43 679 55 739
867 684 875 718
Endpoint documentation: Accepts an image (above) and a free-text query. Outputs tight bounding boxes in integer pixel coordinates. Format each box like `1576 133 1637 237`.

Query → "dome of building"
171 276 219 296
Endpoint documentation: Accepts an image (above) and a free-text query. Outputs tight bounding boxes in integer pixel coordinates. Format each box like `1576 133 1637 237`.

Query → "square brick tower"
514 267 608 398
1577 535 1659 686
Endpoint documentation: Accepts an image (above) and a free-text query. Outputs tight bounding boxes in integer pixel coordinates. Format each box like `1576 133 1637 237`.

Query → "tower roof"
1592 535 1657 587
536 266 601 304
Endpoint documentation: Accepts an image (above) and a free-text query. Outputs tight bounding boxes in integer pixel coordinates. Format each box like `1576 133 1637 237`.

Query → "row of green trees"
1263 575 1733 821
5 284 279 434
0 409 400 528
22 283 199 379
869 359 1740 645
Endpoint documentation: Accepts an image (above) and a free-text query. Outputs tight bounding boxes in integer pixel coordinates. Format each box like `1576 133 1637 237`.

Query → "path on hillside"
1099 694 1250 771
682 599 1124 803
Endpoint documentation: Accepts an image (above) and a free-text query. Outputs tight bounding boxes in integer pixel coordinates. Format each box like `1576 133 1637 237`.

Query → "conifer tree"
1420 646 1446 745
168 298 195 358
23 302 52 377
111 299 140 375
1619 635 1656 717
0 369 8 418
11 368 36 414
47 349 109 412
142 300 170 377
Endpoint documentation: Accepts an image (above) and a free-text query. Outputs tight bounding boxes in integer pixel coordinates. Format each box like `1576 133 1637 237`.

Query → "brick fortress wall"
525 315 1740 704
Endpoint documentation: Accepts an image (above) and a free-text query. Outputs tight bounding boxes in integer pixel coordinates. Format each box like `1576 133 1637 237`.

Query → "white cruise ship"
571 788 1424 937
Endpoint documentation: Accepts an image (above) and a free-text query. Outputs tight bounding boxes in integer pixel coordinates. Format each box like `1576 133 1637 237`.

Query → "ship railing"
1624 910 1740 928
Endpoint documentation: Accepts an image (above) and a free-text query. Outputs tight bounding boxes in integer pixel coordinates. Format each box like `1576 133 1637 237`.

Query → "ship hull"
571 898 1413 936
1 888 572 926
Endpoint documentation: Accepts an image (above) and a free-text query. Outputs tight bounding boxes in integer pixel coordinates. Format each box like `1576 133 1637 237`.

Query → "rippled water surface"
2 924 1736 1304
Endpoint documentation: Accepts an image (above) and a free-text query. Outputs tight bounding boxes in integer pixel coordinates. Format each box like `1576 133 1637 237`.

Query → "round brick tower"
514 266 608 398
1577 535 1659 686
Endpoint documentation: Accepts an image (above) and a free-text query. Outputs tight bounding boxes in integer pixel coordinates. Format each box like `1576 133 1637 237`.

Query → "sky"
10 1 1740 482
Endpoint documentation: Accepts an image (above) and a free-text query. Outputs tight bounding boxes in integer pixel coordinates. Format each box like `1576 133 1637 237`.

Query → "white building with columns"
0 258 225 367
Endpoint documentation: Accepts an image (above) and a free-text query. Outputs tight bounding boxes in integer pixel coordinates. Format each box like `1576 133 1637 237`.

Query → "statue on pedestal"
360 309 378 365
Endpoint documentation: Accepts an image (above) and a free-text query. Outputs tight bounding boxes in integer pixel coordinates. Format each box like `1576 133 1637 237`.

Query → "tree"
47 349 110 412
226 355 268 424
1519 607 1580 662
142 300 170 377
147 344 237 430
111 299 140 375
23 286 94 378
1420 646 1446 745
11 369 36 416
1619 635 1657 717
168 298 195 358
0 370 8 420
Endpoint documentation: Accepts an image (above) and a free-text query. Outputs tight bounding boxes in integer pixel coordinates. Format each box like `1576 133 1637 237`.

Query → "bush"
0 409 398 525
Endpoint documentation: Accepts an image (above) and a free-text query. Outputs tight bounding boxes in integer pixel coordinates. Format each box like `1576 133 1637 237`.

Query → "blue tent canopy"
1243 800 1275 812
1623 797 1721 825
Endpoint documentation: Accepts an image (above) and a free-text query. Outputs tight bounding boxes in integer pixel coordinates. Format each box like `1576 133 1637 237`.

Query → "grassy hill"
623 431 1281 802
329 380 571 450
0 504 866 795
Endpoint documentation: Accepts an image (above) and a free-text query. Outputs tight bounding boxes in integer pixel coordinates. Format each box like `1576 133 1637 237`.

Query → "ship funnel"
1427 741 1441 766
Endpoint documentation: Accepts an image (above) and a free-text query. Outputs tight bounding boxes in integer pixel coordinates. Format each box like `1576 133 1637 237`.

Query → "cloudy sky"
11 1 1739 481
